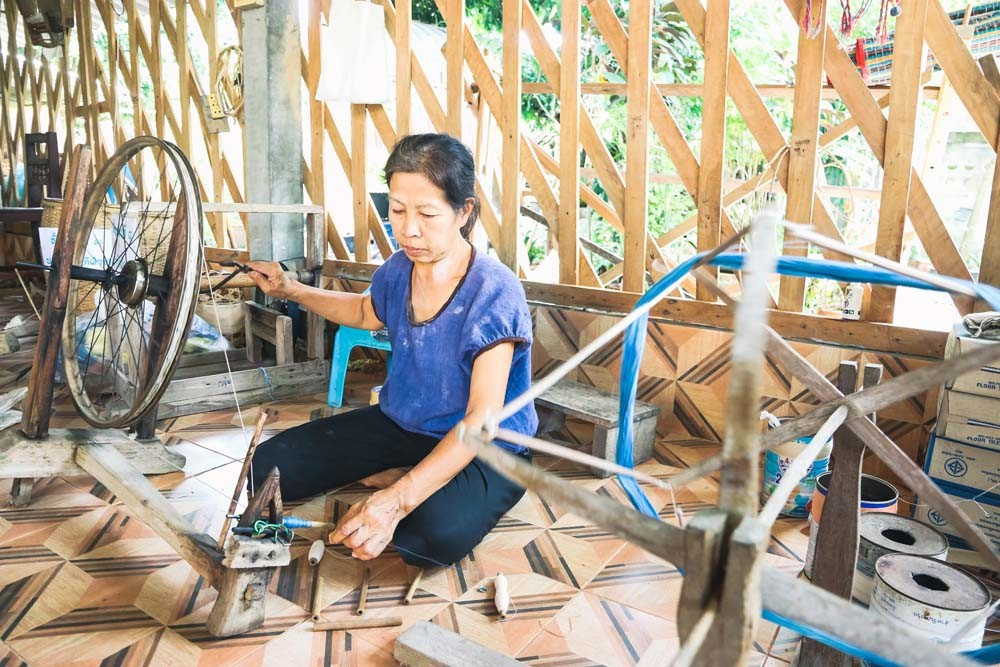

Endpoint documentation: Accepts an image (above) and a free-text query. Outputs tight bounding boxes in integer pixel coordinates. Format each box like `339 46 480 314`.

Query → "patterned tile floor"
0 381 810 666
0 290 990 665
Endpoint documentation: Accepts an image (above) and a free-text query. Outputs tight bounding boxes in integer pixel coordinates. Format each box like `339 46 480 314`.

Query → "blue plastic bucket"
760 433 832 518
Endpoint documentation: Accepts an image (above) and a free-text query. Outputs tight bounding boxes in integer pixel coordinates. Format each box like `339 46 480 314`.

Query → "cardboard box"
916 481 1000 569
936 417 1000 449
938 389 1000 423
944 325 1000 399
924 434 1000 493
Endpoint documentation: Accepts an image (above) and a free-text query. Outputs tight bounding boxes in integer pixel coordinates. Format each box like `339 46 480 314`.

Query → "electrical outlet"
206 94 225 120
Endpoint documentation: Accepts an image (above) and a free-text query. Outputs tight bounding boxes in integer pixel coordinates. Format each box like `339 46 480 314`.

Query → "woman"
247 133 537 568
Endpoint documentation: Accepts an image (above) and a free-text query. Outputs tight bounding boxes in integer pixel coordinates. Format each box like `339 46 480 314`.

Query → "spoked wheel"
61 136 203 428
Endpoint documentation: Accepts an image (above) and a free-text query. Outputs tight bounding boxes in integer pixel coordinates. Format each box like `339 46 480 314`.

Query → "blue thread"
259 366 275 401
611 251 1000 661
393 542 450 568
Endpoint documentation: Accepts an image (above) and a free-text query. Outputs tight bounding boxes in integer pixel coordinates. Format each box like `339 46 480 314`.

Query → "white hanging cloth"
316 0 392 104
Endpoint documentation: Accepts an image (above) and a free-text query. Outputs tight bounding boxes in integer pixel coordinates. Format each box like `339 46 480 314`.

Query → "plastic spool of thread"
804 472 898 578
853 513 948 605
870 554 990 652
760 419 833 519
370 385 382 406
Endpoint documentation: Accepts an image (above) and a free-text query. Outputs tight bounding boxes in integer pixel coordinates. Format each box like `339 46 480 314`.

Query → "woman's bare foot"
359 467 409 489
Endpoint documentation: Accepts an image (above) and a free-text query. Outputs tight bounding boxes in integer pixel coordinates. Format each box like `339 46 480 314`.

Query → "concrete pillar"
241 1 303 262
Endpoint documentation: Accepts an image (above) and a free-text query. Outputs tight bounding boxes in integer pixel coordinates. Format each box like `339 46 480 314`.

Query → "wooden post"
779 6 826 311
306 212 326 360
977 54 1000 309
396 0 412 137
623 0 652 294
695 0 729 301
799 362 882 667
21 146 91 439
446 0 464 138
351 104 368 262
866 0 927 322
499 0 521 272
558 0 580 286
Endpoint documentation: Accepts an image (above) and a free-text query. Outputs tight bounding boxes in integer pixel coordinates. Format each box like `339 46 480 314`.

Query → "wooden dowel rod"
671 603 718 667
216 409 272 549
403 569 423 605
356 567 371 615
311 568 323 621
757 406 848 527
312 616 402 631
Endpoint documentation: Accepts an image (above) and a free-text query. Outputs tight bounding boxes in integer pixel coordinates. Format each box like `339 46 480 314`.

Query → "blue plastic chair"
326 322 391 408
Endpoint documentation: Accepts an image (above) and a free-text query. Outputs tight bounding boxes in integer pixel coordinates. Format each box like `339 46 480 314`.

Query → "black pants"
250 405 528 568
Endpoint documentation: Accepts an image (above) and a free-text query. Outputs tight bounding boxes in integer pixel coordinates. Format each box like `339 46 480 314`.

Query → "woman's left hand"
328 487 407 560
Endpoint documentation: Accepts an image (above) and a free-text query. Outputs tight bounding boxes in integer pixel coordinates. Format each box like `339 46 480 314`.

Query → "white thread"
198 234 253 492
896 481 1000 519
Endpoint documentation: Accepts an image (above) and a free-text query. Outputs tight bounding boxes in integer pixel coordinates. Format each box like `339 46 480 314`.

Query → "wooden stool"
535 379 660 478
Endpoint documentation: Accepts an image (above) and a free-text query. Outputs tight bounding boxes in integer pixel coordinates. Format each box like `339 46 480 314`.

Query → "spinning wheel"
60 137 202 427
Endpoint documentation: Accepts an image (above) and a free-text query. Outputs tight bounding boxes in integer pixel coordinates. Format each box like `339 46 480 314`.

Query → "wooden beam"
979 54 1000 304
324 258 951 357
519 81 942 100
559 0 581 285
866 0 927 322
351 104 368 262
780 10 826 311
623 0 653 293
76 442 224 586
695 0 729 301
446 0 464 137
395 0 412 137
500 0 521 271
924 0 1000 149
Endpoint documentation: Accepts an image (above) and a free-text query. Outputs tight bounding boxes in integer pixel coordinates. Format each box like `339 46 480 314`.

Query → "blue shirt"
369 246 537 453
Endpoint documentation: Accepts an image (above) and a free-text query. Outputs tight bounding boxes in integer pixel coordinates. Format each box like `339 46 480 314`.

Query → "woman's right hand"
247 261 299 300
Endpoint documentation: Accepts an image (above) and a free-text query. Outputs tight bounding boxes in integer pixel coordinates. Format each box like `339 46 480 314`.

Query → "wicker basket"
41 197 117 314
137 202 175 276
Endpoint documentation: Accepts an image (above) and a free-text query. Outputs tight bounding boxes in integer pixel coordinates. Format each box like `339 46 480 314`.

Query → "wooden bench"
535 379 661 478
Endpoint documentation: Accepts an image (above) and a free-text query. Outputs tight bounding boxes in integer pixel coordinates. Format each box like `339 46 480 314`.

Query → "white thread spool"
494 573 510 620
308 539 325 566
854 513 947 605
870 554 990 652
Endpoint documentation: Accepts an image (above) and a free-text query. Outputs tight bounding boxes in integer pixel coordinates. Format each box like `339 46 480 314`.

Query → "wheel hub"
116 259 149 307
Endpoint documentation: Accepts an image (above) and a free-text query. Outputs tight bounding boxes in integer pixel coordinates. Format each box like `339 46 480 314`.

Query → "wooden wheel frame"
61 136 203 428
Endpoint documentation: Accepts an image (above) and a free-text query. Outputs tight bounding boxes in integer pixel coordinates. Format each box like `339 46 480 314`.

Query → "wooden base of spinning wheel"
1 142 289 639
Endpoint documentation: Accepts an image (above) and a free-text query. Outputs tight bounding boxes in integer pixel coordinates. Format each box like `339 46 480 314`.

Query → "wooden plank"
201 202 324 214
160 360 328 403
177 0 190 155
866 0 927 322
351 104 368 262
623 0 653 293
75 442 224 586
787 0 975 314
780 11 826 311
535 379 659 428
695 0 729 301
446 0 464 137
499 0 521 272
980 55 1000 306
394 621 522 667
924 0 1000 148
558 0 581 285
307 0 325 259
396 0 412 137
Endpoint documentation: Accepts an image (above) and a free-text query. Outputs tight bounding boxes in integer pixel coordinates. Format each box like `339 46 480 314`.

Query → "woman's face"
387 172 472 264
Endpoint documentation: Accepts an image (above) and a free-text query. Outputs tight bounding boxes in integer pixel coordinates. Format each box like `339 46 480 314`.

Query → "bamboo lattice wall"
1 0 999 343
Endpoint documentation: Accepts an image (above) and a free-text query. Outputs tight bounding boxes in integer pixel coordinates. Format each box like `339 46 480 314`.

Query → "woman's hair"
384 133 480 239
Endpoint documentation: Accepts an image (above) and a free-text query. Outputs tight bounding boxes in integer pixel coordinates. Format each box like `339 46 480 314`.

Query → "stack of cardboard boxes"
918 324 1000 566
